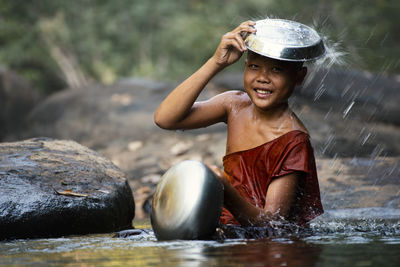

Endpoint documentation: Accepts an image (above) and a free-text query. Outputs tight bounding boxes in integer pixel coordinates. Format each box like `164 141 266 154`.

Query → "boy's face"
243 52 307 111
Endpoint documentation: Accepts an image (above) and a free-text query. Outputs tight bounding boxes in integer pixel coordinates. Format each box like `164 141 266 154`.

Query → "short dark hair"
293 61 304 71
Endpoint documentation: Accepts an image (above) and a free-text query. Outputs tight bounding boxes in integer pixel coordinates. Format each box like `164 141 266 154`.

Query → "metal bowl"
245 19 326 62
151 160 224 240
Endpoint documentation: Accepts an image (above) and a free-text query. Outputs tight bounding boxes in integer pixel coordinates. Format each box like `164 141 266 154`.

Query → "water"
1 209 399 266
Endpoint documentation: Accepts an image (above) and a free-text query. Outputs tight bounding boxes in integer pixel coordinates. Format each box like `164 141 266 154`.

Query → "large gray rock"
0 138 135 240
24 80 171 150
23 79 217 150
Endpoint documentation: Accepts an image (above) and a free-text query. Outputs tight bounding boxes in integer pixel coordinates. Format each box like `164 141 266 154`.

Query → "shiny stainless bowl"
151 160 224 240
245 19 326 61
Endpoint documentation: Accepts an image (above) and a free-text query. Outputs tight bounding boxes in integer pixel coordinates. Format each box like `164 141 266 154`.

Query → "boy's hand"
212 21 256 68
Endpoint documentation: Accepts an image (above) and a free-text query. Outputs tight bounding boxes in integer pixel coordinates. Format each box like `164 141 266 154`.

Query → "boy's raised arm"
153 57 224 130
154 21 256 130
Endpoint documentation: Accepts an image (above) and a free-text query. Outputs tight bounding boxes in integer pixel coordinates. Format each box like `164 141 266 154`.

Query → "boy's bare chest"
224 102 307 155
226 114 280 155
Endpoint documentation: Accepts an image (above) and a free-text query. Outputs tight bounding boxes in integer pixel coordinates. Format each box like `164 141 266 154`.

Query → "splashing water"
342 100 355 118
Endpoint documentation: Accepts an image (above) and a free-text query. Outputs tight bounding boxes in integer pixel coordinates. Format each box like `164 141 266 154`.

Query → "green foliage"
0 0 398 94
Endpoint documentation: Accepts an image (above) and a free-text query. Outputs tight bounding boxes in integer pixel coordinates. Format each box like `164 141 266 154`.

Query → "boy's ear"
295 67 307 86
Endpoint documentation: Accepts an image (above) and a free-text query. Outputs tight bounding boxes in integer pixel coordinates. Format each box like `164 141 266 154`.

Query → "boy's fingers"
238 20 256 28
233 33 247 51
233 26 255 36
226 39 244 53
230 37 245 52
231 26 256 43
215 21 256 62
238 23 256 31
222 32 246 52
234 20 257 34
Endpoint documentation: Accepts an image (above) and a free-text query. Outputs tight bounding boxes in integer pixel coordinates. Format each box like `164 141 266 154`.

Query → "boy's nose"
256 70 271 83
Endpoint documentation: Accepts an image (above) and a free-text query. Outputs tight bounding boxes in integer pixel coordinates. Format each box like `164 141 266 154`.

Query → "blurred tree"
0 0 68 94
0 0 398 95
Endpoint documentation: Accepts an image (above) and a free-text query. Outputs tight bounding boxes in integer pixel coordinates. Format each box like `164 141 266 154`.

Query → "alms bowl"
150 160 224 240
245 18 326 62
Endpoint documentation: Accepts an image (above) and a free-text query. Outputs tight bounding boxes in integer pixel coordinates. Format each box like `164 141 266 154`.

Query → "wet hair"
293 61 304 71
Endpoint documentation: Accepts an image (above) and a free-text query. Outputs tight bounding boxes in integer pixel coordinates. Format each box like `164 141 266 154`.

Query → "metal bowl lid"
150 160 223 240
245 19 326 62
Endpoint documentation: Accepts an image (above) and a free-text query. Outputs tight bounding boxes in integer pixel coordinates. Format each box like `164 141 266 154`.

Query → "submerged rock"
0 138 135 240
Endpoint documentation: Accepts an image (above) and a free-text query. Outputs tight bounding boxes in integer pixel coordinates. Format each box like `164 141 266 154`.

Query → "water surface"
1 208 399 266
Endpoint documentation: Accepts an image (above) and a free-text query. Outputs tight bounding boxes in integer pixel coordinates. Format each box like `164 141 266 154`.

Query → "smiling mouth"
254 88 273 96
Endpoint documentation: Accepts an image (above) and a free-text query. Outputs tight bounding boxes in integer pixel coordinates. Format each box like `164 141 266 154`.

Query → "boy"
154 20 323 227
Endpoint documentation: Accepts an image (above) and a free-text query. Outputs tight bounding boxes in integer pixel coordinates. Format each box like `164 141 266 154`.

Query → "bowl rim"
245 18 326 62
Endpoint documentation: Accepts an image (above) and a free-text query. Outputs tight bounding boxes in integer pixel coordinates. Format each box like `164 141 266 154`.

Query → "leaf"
53 187 88 197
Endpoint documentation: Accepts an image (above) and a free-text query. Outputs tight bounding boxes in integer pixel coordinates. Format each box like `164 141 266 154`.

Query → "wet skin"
226 52 307 155
154 21 309 226
244 52 304 114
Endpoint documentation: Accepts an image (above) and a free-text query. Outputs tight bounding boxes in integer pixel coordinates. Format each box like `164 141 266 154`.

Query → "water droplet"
341 82 353 98
342 101 355 118
313 83 326 101
360 133 371 146
324 107 332 120
322 134 335 155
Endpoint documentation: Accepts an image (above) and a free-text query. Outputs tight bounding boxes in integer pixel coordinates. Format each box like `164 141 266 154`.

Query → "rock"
112 228 153 239
22 78 221 150
0 138 135 240
169 141 193 156
0 67 41 141
24 81 171 150
127 141 143 152
317 157 400 209
140 174 161 184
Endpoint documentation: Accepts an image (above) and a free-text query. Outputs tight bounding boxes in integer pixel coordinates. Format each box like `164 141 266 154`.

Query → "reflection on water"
1 237 322 267
201 239 322 267
1 209 400 267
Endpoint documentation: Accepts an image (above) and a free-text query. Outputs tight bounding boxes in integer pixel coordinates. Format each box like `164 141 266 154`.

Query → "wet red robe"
220 130 323 226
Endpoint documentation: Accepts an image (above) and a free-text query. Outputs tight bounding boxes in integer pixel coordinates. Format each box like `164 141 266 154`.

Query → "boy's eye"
271 66 283 72
248 64 259 69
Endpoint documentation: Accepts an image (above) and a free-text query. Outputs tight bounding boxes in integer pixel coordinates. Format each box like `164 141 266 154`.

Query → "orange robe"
220 130 323 226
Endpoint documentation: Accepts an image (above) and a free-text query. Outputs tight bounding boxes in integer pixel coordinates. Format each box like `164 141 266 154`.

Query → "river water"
1 208 399 266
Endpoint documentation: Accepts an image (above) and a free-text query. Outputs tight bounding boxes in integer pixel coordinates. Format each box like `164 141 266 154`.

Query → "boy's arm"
212 166 301 226
154 21 256 130
154 58 226 130
225 173 301 226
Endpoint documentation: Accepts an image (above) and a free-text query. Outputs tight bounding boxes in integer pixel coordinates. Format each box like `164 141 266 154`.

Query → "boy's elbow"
153 112 176 130
153 112 167 129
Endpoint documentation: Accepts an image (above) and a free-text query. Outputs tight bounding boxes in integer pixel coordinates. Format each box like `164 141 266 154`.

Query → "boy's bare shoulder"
217 90 251 109
216 90 246 98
